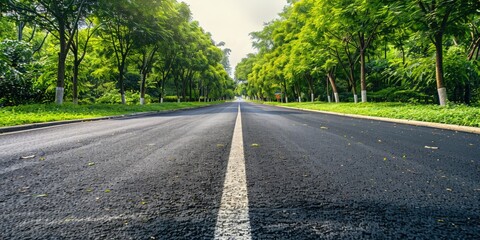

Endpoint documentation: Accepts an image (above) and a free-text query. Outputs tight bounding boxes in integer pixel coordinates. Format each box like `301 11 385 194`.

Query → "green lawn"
0 102 222 127
263 102 480 127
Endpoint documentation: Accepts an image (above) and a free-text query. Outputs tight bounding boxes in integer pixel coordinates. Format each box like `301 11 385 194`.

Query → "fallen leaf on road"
406 169 418 174
216 144 225 148
251 144 260 147
104 189 111 193
20 155 35 159
88 162 95 166
425 146 439 150
39 157 46 161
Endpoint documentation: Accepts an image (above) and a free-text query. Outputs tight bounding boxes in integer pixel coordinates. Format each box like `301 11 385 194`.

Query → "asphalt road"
1 102 479 239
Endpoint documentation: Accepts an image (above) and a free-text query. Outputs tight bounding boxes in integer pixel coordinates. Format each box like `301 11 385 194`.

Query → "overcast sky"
180 0 287 77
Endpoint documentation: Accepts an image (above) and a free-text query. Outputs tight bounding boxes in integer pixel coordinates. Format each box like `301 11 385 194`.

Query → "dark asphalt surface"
1 102 479 239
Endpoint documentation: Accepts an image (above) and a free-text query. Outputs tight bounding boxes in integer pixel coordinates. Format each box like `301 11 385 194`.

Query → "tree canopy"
1 0 234 106
236 0 480 106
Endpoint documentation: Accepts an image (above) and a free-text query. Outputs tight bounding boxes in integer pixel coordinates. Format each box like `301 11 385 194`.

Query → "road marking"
215 104 252 239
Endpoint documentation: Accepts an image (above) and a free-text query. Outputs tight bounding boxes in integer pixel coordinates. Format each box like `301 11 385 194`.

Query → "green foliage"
0 0 234 106
0 40 37 106
443 46 480 104
162 96 179 102
239 0 480 107
96 89 151 105
369 87 431 103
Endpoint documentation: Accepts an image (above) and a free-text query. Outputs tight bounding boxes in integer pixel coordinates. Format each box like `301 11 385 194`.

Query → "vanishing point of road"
1 101 479 239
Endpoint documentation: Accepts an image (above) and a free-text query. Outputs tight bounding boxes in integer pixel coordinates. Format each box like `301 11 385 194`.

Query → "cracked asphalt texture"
1 102 479 239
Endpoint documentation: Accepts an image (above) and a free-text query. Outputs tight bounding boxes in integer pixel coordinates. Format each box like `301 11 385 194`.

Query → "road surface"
1 102 479 239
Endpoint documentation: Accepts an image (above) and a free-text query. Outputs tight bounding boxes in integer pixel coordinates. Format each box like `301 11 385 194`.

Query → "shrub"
96 89 151 104
162 96 178 102
0 40 35 106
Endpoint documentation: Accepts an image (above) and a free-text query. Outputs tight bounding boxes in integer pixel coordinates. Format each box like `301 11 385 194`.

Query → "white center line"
214 103 252 239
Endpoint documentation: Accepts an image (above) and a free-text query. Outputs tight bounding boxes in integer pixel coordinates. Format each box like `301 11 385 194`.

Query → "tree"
7 0 95 104
96 0 155 104
70 19 97 104
409 0 480 105
133 2 172 105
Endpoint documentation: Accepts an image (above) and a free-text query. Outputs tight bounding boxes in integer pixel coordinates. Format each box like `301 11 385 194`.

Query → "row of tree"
235 0 480 106
0 0 235 106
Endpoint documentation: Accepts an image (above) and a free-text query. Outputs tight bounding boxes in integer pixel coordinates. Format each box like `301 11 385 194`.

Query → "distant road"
1 102 479 239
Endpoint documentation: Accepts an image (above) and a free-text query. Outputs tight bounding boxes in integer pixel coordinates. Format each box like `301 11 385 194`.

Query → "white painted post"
361 90 367 103
438 87 447 106
55 87 64 105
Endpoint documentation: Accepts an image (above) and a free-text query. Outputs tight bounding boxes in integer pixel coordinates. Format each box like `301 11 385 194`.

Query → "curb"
0 104 216 134
265 104 480 135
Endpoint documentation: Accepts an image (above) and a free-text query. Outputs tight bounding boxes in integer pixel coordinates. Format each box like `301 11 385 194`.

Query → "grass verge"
0 102 222 127
263 102 480 127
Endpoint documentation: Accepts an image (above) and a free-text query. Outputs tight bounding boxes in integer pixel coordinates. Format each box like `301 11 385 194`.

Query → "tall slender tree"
409 0 480 105
7 0 95 104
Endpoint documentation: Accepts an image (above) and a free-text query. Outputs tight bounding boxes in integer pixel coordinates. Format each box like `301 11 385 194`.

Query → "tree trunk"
190 76 194 102
56 25 67 105
182 76 187 102
327 71 340 103
306 74 314 102
119 65 126 105
349 64 358 103
360 49 367 103
72 59 79 104
434 34 447 106
160 73 167 104
205 86 209 102
326 76 330 103
140 72 147 105
17 20 25 41
283 79 289 103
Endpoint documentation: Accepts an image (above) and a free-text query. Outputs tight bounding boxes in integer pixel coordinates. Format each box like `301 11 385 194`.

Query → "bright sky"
181 0 287 77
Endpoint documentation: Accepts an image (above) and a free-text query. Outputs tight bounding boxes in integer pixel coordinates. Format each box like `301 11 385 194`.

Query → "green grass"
0 102 222 127
263 102 480 127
